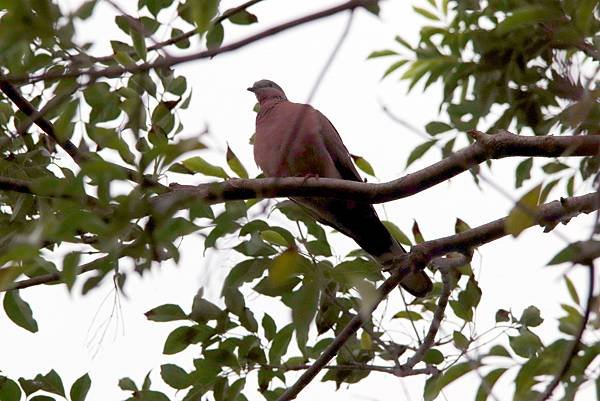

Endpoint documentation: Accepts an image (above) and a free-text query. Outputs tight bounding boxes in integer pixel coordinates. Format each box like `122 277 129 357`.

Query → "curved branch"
5 0 378 85
275 191 599 401
401 267 454 369
155 131 600 210
536 262 596 401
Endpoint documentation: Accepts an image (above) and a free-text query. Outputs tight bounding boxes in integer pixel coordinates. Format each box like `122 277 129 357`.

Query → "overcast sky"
1 1 595 400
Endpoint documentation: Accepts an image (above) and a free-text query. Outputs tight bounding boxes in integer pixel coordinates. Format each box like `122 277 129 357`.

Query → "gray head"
247 79 287 102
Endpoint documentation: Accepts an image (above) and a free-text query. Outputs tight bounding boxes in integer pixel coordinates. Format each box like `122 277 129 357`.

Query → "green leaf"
118 377 137 392
505 184 541 237
424 362 474 401
160 364 192 390
269 324 294 364
262 313 277 341
190 289 222 322
3 290 38 332
291 275 319 352
182 156 229 179
475 368 507 401
488 344 511 358
519 305 543 327
226 145 249 178
509 329 543 358
453 331 470 350
69 373 91 401
381 59 408 79
406 140 437 167
496 5 561 35
130 26 147 60
240 307 259 332
61 252 80 291
425 121 452 136
192 0 219 34
547 243 579 265
367 49 398 59
134 391 169 401
381 221 412 246
542 161 569 174
0 376 22 401
423 348 444 364
163 325 213 355
228 10 257 25
145 304 187 322
495 309 510 323
351 154 375 176
413 6 439 20
515 158 533 188
564 275 580 305
393 310 423 320
206 22 224 50
36 370 65 397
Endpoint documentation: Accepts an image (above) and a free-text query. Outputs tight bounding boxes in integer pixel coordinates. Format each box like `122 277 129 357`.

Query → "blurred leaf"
564 275 580 305
413 6 438 20
424 362 475 401
351 154 375 176
160 364 191 390
519 305 543 327
423 348 444 364
192 0 219 34
367 49 398 59
182 156 229 179
505 184 541 237
291 275 319 352
453 331 470 350
228 10 257 25
515 158 533 188
425 121 452 136
3 290 38 332
145 304 187 322
509 329 543 358
393 310 423 320
382 221 412 246
496 5 561 34
406 140 436 167
226 145 249 178
206 22 224 49
0 376 22 401
269 324 294 364
475 368 507 401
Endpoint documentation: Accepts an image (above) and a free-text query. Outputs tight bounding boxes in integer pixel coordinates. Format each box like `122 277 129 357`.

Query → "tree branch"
155 131 600 210
4 0 378 85
275 191 600 401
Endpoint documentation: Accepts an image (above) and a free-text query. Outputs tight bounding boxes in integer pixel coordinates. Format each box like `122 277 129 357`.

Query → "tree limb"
4 0 378 85
155 131 600 210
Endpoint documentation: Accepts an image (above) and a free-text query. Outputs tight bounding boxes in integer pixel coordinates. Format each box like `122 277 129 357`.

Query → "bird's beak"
247 87 256 92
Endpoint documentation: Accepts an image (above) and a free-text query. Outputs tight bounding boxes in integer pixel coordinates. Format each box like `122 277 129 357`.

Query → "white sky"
1 1 595 400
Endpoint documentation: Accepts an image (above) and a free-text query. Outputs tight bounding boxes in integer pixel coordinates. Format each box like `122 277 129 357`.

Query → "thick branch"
155 131 600 209
4 0 378 85
275 191 599 401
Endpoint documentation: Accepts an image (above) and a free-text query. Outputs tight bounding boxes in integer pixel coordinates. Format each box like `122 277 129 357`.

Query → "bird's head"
247 79 287 103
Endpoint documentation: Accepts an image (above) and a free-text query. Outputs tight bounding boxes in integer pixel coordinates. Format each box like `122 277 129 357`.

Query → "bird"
248 79 432 297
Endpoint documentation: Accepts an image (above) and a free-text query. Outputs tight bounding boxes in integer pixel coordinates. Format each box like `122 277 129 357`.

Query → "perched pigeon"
248 79 432 297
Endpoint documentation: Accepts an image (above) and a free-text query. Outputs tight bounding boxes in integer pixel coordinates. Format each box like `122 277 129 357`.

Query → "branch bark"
155 131 600 210
4 0 378 85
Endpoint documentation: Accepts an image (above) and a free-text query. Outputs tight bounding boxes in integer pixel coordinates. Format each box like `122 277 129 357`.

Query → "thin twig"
536 262 596 401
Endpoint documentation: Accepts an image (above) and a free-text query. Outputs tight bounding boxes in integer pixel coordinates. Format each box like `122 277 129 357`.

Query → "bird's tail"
377 240 432 298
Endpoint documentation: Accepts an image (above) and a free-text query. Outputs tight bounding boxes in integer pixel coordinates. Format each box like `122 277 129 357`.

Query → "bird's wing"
316 111 363 182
